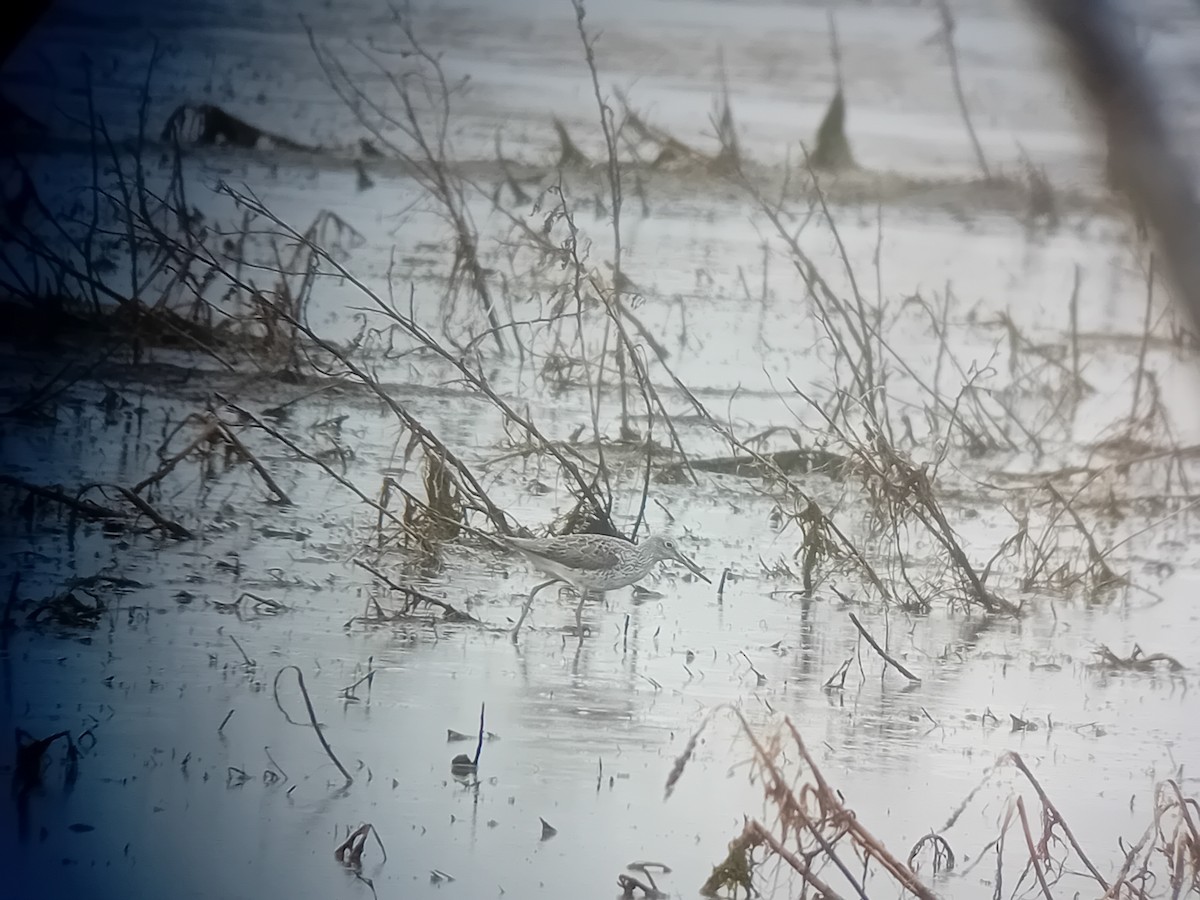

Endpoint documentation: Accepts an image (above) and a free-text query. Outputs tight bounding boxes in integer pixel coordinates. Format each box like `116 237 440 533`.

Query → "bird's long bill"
674 551 712 584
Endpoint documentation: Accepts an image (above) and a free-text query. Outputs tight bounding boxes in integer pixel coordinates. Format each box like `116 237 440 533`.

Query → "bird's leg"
511 578 560 642
574 589 605 636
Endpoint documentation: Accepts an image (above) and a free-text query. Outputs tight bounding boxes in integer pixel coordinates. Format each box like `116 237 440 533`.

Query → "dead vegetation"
0 56 352 381
23 573 141 629
5 6 1200 900
334 822 386 869
4 0 1191 637
161 103 319 153
676 711 1200 900
673 708 938 899
940 751 1200 900
1092 643 1184 672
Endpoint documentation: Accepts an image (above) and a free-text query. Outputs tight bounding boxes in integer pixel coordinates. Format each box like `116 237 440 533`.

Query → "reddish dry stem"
1015 796 1055 900
747 820 846 900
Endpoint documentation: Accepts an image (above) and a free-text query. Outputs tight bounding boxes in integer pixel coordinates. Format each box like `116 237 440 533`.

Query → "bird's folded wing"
505 536 623 571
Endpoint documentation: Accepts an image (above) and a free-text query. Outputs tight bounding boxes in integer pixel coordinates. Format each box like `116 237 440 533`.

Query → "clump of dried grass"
391 451 465 560
942 752 1200 899
677 712 1200 900
668 707 937 899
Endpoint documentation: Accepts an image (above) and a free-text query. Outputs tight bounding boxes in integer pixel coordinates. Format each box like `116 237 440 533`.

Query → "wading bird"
502 533 710 639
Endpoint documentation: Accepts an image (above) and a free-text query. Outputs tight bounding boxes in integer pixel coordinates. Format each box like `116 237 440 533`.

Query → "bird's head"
642 534 710 584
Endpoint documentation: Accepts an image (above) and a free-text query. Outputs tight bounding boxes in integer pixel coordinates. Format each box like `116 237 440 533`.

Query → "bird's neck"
632 544 657 578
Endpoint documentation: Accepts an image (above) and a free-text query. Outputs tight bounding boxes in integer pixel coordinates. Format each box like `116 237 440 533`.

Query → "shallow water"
7 1 1200 898
4 369 1200 899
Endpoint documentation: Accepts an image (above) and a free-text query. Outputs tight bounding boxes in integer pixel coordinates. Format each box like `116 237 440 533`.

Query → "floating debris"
161 103 318 153
1093 644 1185 673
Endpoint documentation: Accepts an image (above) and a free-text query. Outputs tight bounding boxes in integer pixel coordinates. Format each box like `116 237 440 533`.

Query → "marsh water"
5 1 1200 898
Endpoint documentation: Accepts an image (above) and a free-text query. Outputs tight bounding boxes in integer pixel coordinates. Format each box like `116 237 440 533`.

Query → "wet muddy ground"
6 1 1200 898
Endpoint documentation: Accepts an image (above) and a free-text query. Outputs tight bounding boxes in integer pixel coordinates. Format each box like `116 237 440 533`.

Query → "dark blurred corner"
1 2 53 151
1 0 52 66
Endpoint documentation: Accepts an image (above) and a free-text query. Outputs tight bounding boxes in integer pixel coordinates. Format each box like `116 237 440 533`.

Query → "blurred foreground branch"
1029 0 1200 335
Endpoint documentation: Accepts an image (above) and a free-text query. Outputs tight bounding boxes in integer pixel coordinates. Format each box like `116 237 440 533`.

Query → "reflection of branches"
796 385 1019 615
570 0 652 535
305 7 507 355
740 160 1017 455
200 184 617 534
985 475 1130 595
552 188 696 534
222 400 407 527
